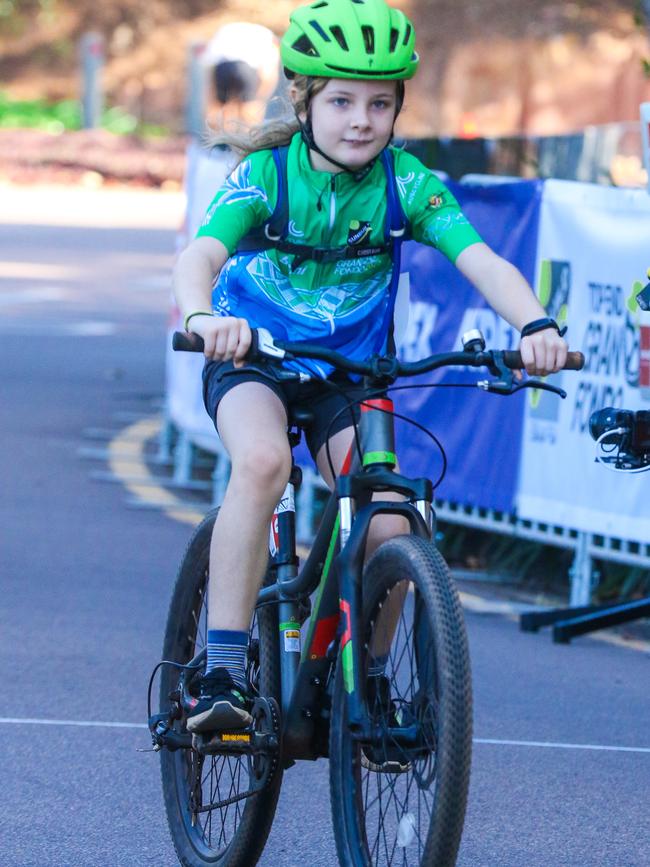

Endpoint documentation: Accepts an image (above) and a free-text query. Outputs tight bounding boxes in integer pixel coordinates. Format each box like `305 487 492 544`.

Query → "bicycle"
148 327 584 867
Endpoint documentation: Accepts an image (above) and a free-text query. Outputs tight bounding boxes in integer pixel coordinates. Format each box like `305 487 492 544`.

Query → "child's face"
306 79 398 172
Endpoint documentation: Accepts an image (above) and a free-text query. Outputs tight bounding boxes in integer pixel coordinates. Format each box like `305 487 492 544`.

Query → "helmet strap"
299 114 377 181
295 79 405 181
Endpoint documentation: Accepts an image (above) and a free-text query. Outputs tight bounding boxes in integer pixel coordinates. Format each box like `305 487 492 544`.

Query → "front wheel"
159 509 283 867
329 535 473 867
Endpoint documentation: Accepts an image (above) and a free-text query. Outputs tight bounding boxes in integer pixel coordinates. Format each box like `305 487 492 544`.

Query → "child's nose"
350 106 370 128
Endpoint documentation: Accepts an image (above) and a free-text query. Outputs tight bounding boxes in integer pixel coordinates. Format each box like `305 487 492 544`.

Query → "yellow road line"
105 422 649 652
107 416 204 526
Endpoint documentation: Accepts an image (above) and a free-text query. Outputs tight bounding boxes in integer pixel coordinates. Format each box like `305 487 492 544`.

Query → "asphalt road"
0 189 648 867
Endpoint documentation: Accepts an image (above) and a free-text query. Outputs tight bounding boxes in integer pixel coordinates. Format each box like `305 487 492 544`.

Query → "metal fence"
401 121 645 188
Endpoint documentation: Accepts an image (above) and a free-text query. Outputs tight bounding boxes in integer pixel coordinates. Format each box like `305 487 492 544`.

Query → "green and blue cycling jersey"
197 132 482 375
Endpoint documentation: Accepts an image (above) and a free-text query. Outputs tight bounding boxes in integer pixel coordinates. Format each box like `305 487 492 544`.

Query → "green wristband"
183 310 214 331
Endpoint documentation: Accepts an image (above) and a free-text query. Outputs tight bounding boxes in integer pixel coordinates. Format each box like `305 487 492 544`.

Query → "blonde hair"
205 76 329 160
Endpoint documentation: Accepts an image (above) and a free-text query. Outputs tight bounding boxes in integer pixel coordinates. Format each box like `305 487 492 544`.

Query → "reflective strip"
363 451 397 466
342 642 354 694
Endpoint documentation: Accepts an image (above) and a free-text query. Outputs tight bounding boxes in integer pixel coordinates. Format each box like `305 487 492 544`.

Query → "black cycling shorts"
213 60 260 104
202 360 368 460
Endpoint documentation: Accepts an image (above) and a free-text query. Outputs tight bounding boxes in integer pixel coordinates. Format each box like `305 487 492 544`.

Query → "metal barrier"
159 428 650 608
433 499 650 607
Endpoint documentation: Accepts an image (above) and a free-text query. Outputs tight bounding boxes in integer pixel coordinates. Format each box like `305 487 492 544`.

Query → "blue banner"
396 179 544 512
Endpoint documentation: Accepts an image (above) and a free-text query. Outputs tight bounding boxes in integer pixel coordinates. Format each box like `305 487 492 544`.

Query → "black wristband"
520 317 566 338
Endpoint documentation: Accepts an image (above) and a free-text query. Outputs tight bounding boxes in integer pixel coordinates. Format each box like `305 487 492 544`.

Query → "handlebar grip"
172 329 262 358
172 331 205 352
503 350 584 371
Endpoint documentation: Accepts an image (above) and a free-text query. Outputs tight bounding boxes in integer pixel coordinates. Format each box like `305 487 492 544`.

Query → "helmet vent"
361 25 375 54
329 26 349 51
309 19 332 41
311 1 328 7
402 23 412 46
292 34 320 57
389 27 399 52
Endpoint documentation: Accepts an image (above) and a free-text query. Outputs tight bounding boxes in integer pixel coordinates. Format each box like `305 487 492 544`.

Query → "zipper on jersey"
328 175 336 231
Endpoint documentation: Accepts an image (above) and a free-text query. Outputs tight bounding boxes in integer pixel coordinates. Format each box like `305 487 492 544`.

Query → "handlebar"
172 329 584 382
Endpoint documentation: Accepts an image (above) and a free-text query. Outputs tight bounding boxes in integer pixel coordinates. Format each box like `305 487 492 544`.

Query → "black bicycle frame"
256 387 434 761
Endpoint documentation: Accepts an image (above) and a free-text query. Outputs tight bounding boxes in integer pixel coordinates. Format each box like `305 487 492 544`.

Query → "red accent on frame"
361 398 393 414
340 599 352 647
340 443 354 476
309 613 340 658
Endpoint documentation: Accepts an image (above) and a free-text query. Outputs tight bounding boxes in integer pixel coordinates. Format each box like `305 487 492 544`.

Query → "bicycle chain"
189 696 281 817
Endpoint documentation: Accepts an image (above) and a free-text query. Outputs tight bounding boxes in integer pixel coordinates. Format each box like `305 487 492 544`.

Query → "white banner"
165 142 236 450
517 180 650 540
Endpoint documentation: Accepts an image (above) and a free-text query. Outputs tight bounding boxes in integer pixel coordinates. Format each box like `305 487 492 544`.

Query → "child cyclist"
174 0 568 734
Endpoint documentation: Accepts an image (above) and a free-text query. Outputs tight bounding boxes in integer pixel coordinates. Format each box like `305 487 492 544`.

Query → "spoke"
207 757 216 847
388 613 411 690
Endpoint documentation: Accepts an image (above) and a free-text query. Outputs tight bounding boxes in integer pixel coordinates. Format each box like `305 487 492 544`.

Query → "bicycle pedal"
192 728 255 755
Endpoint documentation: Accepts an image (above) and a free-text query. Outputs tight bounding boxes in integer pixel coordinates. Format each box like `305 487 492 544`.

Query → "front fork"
336 397 435 737
269 464 303 717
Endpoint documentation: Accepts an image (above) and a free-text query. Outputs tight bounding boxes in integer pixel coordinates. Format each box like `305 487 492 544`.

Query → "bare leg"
208 383 291 631
316 427 410 658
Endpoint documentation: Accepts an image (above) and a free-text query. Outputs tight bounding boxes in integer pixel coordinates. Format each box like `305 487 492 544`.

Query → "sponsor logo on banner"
571 279 636 434
627 274 650 401
529 260 571 425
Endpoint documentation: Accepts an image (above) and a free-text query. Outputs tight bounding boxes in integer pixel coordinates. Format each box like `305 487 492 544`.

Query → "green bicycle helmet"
281 0 419 80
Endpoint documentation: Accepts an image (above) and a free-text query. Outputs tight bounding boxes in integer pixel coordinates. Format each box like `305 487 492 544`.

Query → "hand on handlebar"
519 329 568 377
187 315 252 367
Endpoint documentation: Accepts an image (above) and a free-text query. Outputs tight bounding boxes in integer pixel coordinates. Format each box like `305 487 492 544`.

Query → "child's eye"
373 100 390 110
332 97 349 107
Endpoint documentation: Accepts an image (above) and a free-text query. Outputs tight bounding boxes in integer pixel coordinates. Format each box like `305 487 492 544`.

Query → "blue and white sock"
206 629 248 691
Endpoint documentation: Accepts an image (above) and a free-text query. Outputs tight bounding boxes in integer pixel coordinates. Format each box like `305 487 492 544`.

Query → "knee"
367 513 410 552
230 441 291 500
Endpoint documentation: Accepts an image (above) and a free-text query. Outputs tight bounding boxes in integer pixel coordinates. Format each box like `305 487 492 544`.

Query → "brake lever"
514 379 567 398
477 351 515 394
477 353 567 398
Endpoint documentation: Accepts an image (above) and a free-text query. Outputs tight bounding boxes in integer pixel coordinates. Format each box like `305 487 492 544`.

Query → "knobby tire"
329 535 473 867
159 509 283 867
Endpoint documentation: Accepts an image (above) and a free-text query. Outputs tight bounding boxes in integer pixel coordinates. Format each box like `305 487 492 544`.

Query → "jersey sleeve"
196 150 277 255
393 150 483 263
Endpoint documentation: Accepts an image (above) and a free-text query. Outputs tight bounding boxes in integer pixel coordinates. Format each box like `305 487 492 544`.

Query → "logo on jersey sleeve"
347 219 372 245
427 194 445 209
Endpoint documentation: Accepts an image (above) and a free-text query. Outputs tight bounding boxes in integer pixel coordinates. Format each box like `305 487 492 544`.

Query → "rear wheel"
160 509 283 866
329 535 472 867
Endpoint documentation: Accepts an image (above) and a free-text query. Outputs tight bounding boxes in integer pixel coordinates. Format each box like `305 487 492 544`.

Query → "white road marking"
0 320 117 337
0 717 146 729
66 321 117 336
0 262 81 280
0 286 68 304
474 738 650 754
0 185 184 229
0 716 648 754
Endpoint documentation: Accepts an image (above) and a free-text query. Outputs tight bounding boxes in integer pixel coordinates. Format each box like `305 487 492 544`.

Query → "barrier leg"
296 467 315 544
211 449 230 506
569 532 593 607
173 431 194 486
